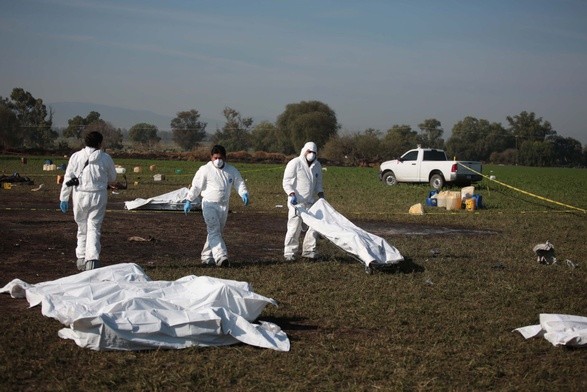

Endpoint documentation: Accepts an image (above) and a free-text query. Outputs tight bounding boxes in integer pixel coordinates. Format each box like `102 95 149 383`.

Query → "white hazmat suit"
60 147 116 267
186 161 248 265
282 142 324 260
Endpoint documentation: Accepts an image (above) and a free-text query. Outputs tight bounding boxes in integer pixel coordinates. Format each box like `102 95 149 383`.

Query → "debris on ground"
533 240 556 265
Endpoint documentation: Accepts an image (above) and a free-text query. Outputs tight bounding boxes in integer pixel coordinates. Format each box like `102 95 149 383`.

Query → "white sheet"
513 313 587 347
124 188 201 211
296 199 404 266
0 263 289 351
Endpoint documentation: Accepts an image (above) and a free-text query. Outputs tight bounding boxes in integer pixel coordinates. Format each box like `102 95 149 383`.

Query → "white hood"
299 142 318 159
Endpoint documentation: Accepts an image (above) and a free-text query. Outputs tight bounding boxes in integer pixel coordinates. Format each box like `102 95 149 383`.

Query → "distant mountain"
48 102 218 131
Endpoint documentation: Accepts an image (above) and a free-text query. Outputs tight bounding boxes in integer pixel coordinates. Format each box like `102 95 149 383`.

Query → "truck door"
400 150 419 181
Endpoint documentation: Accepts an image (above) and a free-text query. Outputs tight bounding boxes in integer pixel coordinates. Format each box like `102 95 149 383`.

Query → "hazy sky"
1 0 586 144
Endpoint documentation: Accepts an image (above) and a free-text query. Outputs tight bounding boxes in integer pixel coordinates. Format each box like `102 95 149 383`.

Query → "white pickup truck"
379 147 482 189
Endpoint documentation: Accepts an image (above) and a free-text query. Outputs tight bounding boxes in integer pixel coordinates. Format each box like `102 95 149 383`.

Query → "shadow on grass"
260 315 319 338
334 255 424 275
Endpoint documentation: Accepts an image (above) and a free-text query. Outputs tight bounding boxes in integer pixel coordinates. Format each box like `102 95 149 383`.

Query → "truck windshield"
423 150 447 161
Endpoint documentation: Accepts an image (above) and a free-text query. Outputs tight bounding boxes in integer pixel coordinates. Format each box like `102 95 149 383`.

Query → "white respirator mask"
213 158 224 168
306 152 316 162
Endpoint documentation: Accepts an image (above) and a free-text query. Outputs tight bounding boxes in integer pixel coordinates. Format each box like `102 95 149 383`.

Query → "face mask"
213 158 224 168
306 152 316 162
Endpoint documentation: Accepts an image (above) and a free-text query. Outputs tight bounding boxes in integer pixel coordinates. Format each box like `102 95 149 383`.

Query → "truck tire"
429 173 444 190
382 171 397 186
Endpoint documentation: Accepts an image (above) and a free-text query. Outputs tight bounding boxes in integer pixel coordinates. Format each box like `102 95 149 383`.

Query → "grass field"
1 155 586 391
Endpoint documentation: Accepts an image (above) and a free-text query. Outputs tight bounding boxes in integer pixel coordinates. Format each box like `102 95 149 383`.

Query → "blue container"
428 190 439 198
44 159 53 164
426 197 438 207
473 194 483 209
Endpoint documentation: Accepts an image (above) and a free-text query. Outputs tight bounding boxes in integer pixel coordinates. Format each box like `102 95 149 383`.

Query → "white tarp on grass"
124 187 201 211
296 198 404 267
0 263 289 352
513 313 587 347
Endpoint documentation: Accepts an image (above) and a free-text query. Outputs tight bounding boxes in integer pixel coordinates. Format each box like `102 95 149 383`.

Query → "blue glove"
60 201 68 213
241 193 249 206
288 194 297 205
183 200 191 215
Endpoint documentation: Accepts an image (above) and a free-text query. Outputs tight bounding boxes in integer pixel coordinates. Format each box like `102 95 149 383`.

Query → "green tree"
170 109 207 151
250 121 288 152
63 111 102 139
276 100 339 153
321 129 383 165
84 120 123 150
321 134 356 164
547 135 583 167
353 128 384 163
447 116 512 161
518 140 554 167
0 101 20 149
128 123 160 148
507 111 556 144
212 107 253 151
418 118 444 149
381 124 419 160
2 88 56 149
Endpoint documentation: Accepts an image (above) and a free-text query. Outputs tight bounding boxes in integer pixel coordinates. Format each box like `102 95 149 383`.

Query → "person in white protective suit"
282 141 325 261
183 145 249 267
59 131 117 271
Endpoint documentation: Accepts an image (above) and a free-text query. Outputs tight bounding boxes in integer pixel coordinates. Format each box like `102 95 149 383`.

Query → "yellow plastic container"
465 198 476 211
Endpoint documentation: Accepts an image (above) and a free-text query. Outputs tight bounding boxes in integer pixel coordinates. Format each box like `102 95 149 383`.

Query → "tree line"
1 87 585 167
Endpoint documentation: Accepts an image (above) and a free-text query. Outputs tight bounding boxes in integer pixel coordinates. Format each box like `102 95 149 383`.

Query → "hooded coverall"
282 142 324 259
186 161 248 264
60 147 116 263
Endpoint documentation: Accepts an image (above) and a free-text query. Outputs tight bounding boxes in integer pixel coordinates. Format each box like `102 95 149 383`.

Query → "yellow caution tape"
458 163 586 214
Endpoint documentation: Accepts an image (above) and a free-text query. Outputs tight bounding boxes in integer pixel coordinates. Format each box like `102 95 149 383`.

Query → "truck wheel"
429 174 444 190
382 172 397 186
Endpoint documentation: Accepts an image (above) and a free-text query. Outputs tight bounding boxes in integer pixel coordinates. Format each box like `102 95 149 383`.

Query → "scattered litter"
565 259 578 269
108 175 128 190
429 248 441 257
513 313 587 347
275 204 283 208
491 263 506 270
533 240 556 265
409 203 424 215
424 278 434 285
1 173 34 185
128 236 155 242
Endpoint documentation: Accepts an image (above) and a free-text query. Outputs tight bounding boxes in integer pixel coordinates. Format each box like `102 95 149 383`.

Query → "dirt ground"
0 186 290 285
0 182 478 301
